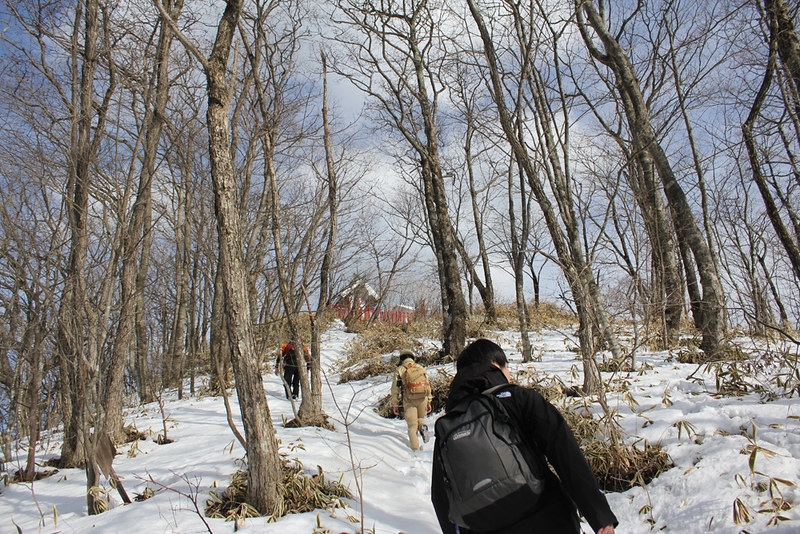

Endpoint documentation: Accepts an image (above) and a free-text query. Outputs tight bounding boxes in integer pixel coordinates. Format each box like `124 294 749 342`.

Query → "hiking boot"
419 424 429 443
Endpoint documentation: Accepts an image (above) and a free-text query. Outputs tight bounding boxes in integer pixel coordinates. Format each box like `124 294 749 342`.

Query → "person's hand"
274 368 280 376
597 526 615 534
427 404 432 414
393 407 399 416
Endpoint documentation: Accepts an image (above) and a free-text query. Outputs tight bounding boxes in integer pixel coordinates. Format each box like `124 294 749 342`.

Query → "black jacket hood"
446 363 509 410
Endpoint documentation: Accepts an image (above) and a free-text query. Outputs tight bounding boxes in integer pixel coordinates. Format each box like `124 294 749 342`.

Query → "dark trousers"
283 367 300 398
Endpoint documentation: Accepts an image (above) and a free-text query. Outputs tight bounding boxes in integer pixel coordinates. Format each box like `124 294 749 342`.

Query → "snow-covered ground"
2 321 799 533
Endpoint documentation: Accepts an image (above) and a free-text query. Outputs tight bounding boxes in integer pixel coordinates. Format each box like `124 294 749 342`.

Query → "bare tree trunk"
507 151 533 362
665 21 720 277
311 50 338 419
187 253 201 396
468 0 618 394
421 158 468 358
208 13 281 516
410 31 467 357
332 1 467 357
631 138 684 346
453 236 495 323
22 313 45 482
466 139 497 324
209 260 232 388
743 5 800 282
134 188 155 404
235 4 321 425
265 146 317 423
576 86 683 346
53 0 119 514
768 0 800 108
455 84 496 323
526 254 542 306
165 177 191 395
157 0 282 513
757 249 790 327
57 0 115 470
105 0 183 440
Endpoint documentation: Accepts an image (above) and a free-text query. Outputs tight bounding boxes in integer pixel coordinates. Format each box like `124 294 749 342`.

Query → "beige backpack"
402 361 429 400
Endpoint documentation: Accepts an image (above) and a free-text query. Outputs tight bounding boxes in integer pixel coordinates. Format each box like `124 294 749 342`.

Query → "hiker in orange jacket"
390 349 432 451
276 341 310 400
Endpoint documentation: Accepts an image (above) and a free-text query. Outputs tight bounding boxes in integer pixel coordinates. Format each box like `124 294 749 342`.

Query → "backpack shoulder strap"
446 383 512 417
483 383 545 463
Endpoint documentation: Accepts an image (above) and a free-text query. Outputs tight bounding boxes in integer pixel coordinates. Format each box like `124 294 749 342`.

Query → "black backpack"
434 384 545 532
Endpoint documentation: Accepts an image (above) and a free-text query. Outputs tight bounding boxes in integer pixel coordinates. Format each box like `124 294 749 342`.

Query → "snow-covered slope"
2 322 799 533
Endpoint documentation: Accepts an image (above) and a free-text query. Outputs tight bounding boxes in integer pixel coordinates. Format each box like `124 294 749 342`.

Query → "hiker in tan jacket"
390 349 432 451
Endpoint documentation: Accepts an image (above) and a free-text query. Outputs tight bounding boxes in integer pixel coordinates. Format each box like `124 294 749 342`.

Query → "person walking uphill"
390 350 432 451
431 339 617 534
276 341 310 400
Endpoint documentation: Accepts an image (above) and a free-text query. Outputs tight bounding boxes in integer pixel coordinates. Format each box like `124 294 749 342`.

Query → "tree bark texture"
57 0 100 469
308 47 336 416
743 2 800 283
407 26 467 358
203 0 281 514
628 130 684 346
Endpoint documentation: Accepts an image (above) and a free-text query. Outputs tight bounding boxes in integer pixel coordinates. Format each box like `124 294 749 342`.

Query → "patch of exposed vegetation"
527 302 577 331
561 404 672 491
344 314 440 338
691 345 800 399
272 462 352 518
123 424 147 443
393 315 442 340
205 469 260 521
205 458 352 522
337 322 443 383
584 436 673 492
466 302 576 340
10 468 58 483
345 321 424 355
598 358 635 374
338 355 396 384
516 368 672 492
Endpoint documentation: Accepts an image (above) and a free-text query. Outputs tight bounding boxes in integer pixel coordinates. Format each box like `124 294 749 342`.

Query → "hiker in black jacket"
431 339 618 534
275 341 310 400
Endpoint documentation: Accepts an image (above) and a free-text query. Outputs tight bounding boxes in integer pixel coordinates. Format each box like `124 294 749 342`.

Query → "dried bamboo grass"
516 367 672 491
338 322 430 383
205 460 352 522
562 405 672 492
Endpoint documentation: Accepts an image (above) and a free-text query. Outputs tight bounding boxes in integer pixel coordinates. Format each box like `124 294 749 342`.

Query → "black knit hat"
398 349 415 362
